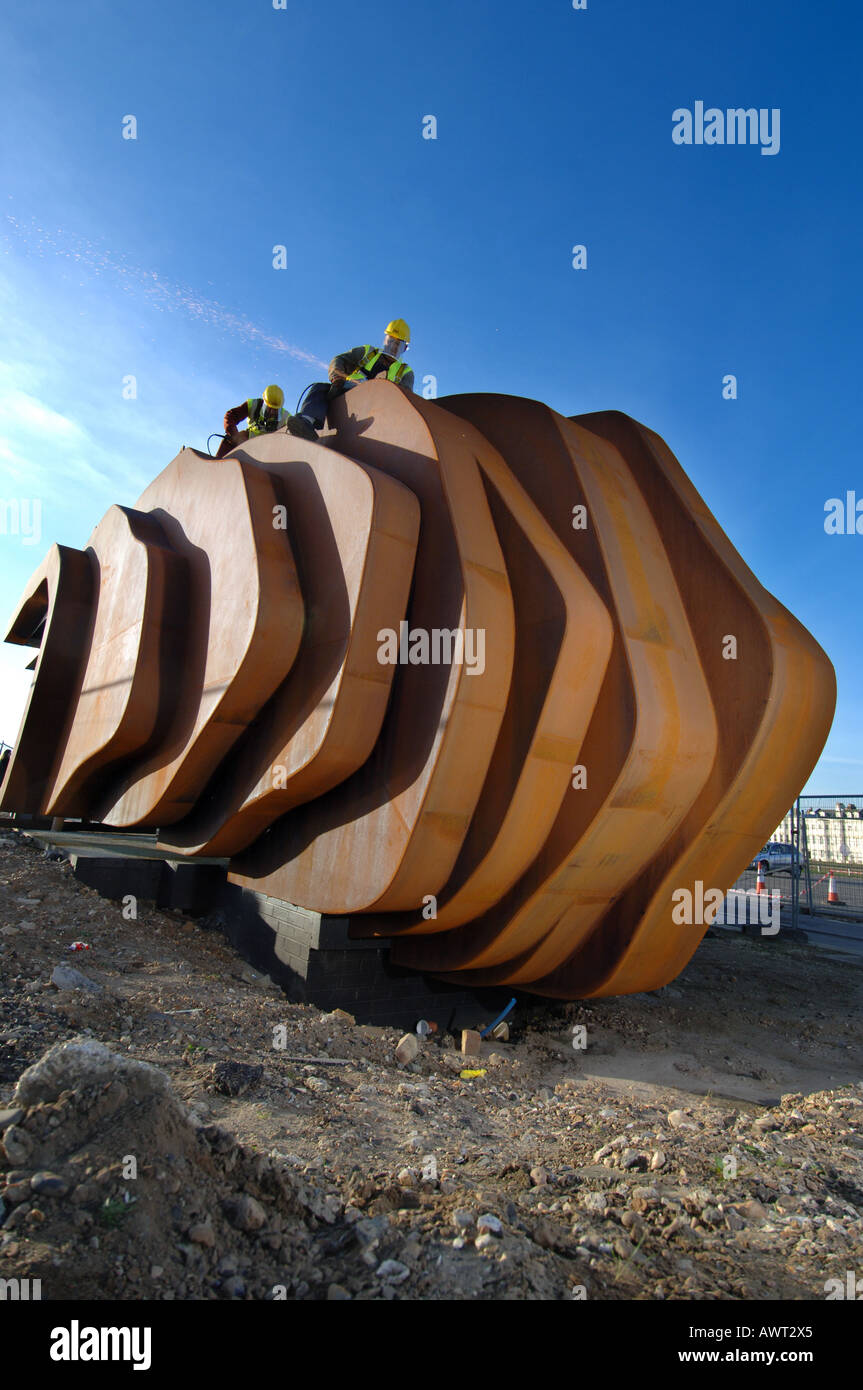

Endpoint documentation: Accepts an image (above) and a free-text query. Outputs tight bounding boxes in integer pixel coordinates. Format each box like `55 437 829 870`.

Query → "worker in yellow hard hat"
288 320 414 441
215 384 289 458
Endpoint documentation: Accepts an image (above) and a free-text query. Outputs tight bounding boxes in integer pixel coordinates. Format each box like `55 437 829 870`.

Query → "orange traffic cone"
755 860 767 894
827 872 842 904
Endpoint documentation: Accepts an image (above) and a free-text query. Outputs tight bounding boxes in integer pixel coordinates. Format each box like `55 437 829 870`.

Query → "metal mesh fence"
730 795 863 919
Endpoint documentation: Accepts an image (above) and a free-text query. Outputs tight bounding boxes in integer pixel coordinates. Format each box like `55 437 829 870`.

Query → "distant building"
773 803 863 865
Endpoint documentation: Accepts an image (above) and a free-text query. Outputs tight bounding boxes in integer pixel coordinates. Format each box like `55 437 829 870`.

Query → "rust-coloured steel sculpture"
0 383 836 996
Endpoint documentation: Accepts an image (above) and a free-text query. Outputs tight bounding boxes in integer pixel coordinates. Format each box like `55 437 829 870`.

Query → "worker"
215 385 289 458
288 319 414 441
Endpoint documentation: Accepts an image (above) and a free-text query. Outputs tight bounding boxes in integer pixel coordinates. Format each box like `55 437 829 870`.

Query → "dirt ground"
1 828 861 1301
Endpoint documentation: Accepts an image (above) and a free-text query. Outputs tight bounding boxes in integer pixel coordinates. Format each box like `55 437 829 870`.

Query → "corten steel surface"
0 383 836 997
101 451 305 828
45 507 188 817
159 440 421 858
1 544 95 814
386 408 719 983
231 387 518 912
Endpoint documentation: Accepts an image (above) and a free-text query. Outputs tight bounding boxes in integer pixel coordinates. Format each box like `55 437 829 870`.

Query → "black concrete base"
71 855 224 917
71 854 514 1030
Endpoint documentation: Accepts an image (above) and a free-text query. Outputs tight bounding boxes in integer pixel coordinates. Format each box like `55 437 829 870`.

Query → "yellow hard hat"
263 384 284 408
385 319 410 345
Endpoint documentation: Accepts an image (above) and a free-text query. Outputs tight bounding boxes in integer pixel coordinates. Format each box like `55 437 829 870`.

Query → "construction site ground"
1 828 861 1302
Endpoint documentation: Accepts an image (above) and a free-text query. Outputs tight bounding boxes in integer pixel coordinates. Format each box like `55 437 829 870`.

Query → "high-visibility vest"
346 347 411 385
246 398 289 436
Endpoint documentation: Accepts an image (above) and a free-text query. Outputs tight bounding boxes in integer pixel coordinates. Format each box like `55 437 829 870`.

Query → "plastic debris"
479 996 516 1039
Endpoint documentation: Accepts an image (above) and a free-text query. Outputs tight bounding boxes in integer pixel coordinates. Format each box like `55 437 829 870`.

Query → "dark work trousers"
298 380 353 428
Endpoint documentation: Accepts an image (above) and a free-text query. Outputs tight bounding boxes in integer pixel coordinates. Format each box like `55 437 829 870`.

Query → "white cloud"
3 215 327 370
0 385 87 442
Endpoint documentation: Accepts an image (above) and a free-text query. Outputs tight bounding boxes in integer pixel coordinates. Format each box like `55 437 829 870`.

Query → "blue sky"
0 0 860 794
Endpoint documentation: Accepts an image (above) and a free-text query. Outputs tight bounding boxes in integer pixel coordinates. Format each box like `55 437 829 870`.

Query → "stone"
220 1275 246 1298
354 1216 389 1248
650 1150 667 1171
529 1166 549 1186
50 965 104 994
188 1222 216 1247
211 1061 263 1097
734 1199 768 1224
630 1190 657 1213
352 1083 378 1101
321 1008 354 1026
580 1192 606 1215
476 1213 502 1236
71 1182 100 1206
395 1034 419 1065
376 1259 410 1284
621 1150 649 1171
667 1110 687 1128
620 1211 644 1238
2 1204 31 1230
576 1164 618 1184
300 1189 341 1226
1 1125 33 1166
304 1077 329 1094
452 1209 475 1230
221 1194 266 1232
662 1216 689 1240
474 1232 496 1251
460 1030 482 1058
327 1283 351 1300
533 1216 568 1250
1 1181 32 1205
30 1171 69 1197
14 1039 171 1108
